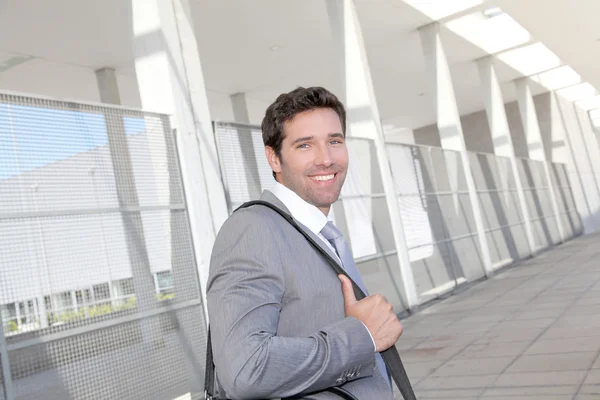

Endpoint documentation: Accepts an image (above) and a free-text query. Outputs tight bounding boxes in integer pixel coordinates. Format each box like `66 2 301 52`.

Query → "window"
93 283 111 301
155 271 174 293
113 278 134 297
75 290 84 306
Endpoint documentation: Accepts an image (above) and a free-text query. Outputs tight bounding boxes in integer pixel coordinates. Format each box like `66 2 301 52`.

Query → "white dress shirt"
270 181 377 352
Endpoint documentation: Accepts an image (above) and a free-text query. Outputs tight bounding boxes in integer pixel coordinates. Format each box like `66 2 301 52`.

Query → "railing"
469 151 532 266
549 162 584 238
387 144 485 304
213 121 583 308
0 92 207 400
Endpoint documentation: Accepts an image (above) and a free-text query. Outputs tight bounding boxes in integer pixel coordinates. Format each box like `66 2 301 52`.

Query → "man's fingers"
338 274 357 307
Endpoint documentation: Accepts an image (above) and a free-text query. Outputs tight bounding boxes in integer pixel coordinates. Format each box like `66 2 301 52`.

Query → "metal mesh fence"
214 122 584 310
387 144 485 304
517 158 562 250
214 122 272 212
0 93 206 400
549 162 584 238
469 152 532 269
213 122 410 312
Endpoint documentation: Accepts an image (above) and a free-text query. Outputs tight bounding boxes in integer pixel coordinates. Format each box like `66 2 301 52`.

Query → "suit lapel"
260 191 344 269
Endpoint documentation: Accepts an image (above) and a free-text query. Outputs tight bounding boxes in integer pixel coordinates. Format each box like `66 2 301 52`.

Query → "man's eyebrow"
292 136 313 145
291 133 343 145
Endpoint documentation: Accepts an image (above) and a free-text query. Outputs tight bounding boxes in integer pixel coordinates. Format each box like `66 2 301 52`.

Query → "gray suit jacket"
207 191 392 399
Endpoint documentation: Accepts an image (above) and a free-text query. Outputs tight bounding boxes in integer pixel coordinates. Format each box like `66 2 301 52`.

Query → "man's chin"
308 194 342 209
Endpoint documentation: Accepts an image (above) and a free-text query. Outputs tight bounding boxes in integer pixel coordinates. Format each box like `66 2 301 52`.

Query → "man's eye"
298 143 309 149
331 140 342 145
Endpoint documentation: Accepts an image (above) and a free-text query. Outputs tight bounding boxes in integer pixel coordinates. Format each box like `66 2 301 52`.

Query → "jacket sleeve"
206 210 376 399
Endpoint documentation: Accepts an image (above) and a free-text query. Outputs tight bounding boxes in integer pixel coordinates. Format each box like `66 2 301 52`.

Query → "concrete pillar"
326 0 418 311
477 57 536 255
96 68 122 105
515 78 566 242
419 22 494 277
230 93 262 200
131 0 229 311
230 92 250 123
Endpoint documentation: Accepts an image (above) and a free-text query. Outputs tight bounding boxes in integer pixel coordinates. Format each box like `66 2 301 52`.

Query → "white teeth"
312 174 335 181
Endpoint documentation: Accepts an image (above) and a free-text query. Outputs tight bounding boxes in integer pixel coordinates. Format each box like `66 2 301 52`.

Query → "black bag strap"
205 200 417 400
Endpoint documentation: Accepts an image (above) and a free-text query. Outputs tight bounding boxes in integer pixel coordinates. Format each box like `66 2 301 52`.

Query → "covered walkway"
397 233 600 399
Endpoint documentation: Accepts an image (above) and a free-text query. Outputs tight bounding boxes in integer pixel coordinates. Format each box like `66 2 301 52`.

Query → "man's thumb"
338 274 357 307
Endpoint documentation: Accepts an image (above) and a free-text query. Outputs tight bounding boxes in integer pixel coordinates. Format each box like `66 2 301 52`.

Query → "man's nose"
315 145 334 166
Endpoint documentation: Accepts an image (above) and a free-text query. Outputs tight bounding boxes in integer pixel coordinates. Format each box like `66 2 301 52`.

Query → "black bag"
204 201 417 400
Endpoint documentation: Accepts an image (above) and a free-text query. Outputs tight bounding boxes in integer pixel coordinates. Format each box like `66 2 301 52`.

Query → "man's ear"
265 146 282 175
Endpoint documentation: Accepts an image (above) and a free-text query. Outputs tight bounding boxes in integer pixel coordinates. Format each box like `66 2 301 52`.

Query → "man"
207 87 403 399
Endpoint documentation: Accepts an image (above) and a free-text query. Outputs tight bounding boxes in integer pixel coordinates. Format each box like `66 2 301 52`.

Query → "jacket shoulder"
213 204 291 252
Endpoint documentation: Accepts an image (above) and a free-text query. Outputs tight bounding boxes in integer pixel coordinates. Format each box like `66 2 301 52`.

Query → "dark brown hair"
261 87 346 178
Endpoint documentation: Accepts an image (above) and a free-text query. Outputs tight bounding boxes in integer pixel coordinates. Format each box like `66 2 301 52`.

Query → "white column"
326 0 418 311
515 78 566 242
131 0 229 312
477 57 536 255
419 22 494 277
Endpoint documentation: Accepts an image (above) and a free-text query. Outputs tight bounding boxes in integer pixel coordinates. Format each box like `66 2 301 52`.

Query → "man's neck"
276 180 331 216
317 205 331 216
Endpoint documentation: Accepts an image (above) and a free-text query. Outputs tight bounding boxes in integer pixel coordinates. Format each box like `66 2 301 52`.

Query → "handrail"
0 89 169 117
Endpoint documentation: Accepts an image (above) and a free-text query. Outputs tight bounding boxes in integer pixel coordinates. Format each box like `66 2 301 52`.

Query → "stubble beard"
281 167 347 210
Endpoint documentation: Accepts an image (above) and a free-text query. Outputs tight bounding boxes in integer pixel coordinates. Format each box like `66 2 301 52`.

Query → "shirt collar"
270 181 332 236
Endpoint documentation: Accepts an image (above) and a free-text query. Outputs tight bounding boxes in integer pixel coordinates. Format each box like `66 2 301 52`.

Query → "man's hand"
338 274 403 352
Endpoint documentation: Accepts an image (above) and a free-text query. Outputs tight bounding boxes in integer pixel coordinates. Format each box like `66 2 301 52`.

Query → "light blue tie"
320 221 390 387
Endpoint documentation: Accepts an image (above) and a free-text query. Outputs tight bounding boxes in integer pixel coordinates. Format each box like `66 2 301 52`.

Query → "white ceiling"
495 0 600 96
0 0 597 128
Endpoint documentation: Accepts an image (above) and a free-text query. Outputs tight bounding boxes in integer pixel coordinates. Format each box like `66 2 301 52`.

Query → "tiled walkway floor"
394 233 600 400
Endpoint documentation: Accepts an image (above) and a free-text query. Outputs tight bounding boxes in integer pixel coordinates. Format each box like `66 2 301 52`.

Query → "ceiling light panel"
496 42 561 77
575 95 600 111
556 82 596 102
529 65 581 91
445 11 530 54
403 0 483 21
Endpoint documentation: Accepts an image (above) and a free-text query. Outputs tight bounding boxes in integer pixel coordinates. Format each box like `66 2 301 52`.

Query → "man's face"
266 108 348 215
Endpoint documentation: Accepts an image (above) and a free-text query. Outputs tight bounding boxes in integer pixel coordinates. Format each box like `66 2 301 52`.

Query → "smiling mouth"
310 173 336 182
